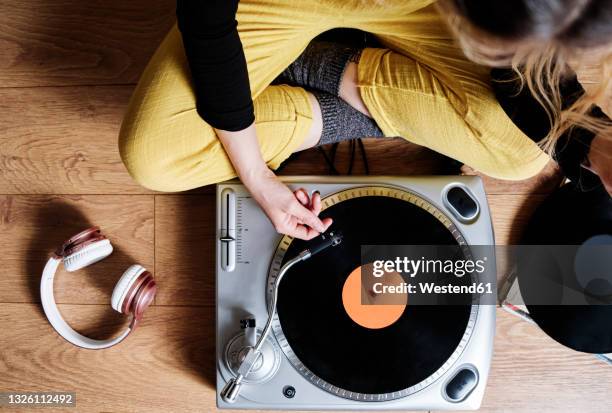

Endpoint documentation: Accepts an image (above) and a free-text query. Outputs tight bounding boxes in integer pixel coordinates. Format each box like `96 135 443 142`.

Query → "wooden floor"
1 2 611 412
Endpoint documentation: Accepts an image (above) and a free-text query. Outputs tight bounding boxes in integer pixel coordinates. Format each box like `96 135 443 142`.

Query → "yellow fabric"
119 0 549 192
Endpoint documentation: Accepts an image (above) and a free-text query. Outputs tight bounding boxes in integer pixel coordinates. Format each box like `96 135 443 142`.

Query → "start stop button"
443 184 480 223
444 366 479 402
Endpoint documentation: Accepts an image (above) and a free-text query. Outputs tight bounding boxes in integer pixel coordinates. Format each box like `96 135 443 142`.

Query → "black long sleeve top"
176 0 254 131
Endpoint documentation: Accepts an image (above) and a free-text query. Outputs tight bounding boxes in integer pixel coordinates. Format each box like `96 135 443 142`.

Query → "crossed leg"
119 1 549 192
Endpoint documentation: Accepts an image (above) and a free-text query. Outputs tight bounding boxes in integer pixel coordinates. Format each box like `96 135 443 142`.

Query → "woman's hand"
586 134 612 196
215 123 332 239
247 168 332 239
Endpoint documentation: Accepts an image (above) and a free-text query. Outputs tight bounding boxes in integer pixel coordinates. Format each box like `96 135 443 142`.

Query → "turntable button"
445 367 478 402
444 185 479 222
282 385 296 399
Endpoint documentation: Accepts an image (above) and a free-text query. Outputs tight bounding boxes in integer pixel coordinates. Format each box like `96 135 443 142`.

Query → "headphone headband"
41 227 153 350
41 256 132 350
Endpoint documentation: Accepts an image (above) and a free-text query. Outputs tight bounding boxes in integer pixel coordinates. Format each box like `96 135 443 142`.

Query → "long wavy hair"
437 0 611 153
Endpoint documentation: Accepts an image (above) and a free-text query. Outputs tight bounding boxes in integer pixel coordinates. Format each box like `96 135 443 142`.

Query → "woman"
119 0 611 240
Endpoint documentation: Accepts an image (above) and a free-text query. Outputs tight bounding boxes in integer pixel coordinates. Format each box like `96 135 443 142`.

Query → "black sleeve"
492 68 607 190
176 0 254 131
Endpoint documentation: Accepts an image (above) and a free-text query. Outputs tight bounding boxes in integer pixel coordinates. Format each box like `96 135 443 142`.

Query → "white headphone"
40 227 156 349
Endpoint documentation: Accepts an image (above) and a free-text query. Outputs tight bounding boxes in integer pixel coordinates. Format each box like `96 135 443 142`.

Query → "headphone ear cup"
111 265 146 313
63 239 113 272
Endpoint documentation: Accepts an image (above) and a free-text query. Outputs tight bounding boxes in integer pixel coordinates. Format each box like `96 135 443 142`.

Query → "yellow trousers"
119 0 549 192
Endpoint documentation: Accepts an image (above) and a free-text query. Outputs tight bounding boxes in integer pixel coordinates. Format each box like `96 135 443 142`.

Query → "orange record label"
341 264 407 329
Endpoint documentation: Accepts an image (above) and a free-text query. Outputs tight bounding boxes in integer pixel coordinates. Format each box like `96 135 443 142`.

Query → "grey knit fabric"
313 91 383 146
277 41 360 96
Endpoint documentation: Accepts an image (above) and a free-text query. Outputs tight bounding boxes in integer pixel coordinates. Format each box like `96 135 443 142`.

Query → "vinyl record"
521 184 612 354
271 187 474 397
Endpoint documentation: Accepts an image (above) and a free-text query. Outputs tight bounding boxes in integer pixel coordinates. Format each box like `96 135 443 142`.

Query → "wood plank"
278 138 454 176
154 195 215 307
486 194 549 283
488 194 548 245
0 303 217 413
0 195 154 304
0 85 150 194
0 0 175 87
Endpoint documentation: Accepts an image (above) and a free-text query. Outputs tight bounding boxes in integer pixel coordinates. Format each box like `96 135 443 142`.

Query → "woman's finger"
294 188 310 206
289 224 320 240
311 191 322 215
285 215 319 240
279 214 332 240
321 217 333 230
308 192 332 231
292 215 332 235
289 201 326 233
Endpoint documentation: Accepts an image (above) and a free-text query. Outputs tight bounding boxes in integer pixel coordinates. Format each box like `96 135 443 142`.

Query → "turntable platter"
268 186 477 400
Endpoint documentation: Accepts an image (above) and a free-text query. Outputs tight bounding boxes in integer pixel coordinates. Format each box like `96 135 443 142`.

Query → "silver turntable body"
216 176 496 410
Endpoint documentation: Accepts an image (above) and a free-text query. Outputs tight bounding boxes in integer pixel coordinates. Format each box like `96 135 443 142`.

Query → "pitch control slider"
221 231 343 403
220 188 236 272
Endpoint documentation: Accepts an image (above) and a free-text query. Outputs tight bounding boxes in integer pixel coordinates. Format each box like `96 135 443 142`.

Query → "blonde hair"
437 0 612 154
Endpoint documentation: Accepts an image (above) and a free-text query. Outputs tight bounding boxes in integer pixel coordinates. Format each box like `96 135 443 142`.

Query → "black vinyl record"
521 184 612 354
276 193 472 395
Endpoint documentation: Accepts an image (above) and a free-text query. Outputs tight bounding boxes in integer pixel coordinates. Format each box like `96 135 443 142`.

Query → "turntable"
216 176 496 410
